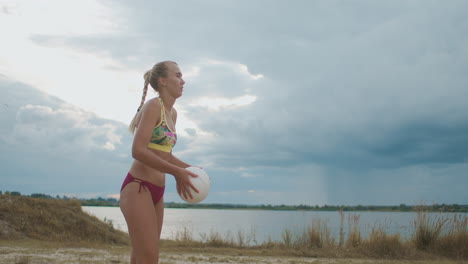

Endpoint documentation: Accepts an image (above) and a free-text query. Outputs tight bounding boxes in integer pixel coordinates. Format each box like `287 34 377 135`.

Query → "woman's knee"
136 246 159 264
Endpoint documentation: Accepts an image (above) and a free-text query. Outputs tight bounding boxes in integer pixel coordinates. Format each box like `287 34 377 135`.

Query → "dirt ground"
0 241 461 264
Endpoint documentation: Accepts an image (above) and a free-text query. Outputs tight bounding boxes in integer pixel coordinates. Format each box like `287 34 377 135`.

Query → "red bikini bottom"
120 173 165 204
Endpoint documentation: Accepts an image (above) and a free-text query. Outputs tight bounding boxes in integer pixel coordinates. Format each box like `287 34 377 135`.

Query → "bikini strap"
130 178 147 193
157 97 166 122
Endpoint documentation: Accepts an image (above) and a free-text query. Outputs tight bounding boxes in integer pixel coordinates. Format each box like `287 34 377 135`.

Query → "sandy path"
0 245 458 264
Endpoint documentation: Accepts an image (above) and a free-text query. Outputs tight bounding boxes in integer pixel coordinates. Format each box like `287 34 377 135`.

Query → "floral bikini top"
147 98 177 152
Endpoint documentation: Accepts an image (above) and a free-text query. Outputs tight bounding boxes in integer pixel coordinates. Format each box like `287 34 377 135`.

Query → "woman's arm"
168 107 192 168
169 154 191 168
132 99 198 198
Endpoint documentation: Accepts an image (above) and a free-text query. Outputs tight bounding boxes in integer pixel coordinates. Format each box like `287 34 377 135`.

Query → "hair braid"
128 61 177 133
137 71 151 112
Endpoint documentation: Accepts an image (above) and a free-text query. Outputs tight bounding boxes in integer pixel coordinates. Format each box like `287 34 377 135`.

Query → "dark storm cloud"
4 0 468 204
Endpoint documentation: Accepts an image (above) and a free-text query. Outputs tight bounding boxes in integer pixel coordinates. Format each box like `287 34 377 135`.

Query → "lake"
82 206 465 245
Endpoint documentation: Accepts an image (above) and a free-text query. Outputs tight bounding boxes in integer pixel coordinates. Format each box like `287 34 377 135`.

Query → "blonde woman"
120 61 199 264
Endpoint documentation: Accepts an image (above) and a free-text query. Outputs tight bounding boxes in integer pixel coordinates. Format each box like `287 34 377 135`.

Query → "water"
82 206 465 244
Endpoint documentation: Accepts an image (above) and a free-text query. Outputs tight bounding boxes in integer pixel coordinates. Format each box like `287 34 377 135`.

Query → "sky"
1 0 467 206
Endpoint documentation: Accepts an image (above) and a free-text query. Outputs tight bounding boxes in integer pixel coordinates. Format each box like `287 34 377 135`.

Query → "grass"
345 213 361 248
413 210 448 250
169 210 467 261
1 194 467 262
297 217 334 248
0 194 128 245
429 213 468 260
360 225 407 258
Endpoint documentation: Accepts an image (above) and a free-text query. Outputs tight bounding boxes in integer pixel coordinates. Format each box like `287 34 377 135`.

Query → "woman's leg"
120 182 160 264
130 249 137 264
154 197 164 240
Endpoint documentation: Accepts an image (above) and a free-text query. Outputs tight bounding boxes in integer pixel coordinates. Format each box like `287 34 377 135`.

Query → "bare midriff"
128 148 171 188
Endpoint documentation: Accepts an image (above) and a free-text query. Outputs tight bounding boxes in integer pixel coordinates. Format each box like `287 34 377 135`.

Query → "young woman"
119 61 199 264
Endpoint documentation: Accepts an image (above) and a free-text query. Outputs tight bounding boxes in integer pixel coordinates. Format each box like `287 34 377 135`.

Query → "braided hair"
129 61 177 133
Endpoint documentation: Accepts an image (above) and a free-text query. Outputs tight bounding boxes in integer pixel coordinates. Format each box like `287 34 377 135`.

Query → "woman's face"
162 62 185 98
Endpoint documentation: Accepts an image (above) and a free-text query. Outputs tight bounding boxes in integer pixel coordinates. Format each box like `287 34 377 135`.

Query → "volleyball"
180 166 210 204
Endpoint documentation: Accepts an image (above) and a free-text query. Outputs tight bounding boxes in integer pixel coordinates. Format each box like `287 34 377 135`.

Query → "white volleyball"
179 166 210 204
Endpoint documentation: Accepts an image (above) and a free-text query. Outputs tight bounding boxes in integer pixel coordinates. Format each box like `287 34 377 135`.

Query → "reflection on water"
82 206 465 244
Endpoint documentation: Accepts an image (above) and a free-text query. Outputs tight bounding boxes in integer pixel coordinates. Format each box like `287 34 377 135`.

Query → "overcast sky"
1 0 467 205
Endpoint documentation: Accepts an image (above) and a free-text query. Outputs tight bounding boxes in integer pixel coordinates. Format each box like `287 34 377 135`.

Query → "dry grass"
413 210 448 250
0 194 128 245
339 210 345 247
200 229 232 247
1 194 466 262
430 213 468 260
345 213 362 248
166 210 467 261
360 225 407 258
296 217 334 249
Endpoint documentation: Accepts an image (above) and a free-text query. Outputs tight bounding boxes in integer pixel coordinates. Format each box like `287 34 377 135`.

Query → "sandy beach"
0 241 460 264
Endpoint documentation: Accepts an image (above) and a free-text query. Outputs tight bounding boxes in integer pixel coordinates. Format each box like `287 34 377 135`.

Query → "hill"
0 194 128 245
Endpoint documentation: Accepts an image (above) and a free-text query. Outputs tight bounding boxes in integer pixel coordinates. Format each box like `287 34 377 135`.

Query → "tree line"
164 202 468 212
1 191 467 212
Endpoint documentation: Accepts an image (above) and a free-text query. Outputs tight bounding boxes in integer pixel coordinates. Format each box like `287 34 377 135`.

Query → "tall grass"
431 213 468 259
202 229 232 247
174 226 194 243
300 218 334 248
173 226 258 248
281 229 293 247
339 210 345 247
345 213 361 248
413 210 447 250
361 224 406 258
168 210 467 260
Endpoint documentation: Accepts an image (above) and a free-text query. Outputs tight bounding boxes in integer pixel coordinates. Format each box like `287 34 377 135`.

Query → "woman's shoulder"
136 98 162 128
141 97 162 112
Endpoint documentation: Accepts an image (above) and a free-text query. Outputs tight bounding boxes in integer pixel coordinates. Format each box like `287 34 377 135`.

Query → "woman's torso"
128 153 168 187
128 98 176 187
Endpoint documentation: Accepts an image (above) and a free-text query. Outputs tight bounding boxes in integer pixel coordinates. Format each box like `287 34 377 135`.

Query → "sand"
0 244 460 264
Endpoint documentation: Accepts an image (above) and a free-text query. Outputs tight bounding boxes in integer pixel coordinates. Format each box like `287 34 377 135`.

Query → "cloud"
162 1 468 204
1 1 467 205
187 95 256 112
176 3 468 170
0 77 132 195
0 76 129 157
12 104 122 152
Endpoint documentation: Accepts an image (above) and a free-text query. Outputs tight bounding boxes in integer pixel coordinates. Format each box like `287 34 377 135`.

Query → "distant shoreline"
86 204 468 213
2 191 467 213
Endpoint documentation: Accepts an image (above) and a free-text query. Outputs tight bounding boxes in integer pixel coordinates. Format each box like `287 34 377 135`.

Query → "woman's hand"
174 168 200 200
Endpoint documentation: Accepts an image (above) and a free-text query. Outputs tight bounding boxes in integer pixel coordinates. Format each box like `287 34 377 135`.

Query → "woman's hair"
129 61 177 133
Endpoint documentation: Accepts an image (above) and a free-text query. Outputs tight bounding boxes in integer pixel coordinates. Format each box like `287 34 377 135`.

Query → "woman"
120 61 199 264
